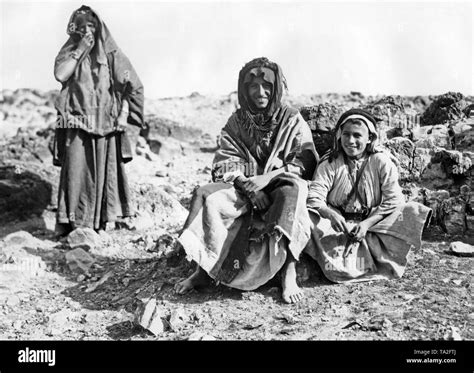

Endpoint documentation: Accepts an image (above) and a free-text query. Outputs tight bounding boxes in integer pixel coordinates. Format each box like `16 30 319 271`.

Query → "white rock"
3 231 43 249
135 298 167 336
65 248 95 274
444 326 462 341
67 228 101 251
168 308 188 331
187 332 206 341
450 241 474 257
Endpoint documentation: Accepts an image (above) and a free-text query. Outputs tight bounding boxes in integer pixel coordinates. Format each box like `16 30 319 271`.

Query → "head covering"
54 5 145 140
68 7 99 38
237 57 287 130
324 108 380 162
59 5 119 67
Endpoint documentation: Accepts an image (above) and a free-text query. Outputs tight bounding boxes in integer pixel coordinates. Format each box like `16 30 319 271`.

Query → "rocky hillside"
0 88 472 341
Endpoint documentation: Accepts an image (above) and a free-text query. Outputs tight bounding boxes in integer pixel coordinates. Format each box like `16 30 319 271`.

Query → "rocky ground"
0 89 472 341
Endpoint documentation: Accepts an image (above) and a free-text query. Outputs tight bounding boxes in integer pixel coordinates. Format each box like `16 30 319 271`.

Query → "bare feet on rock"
174 266 211 295
281 257 304 304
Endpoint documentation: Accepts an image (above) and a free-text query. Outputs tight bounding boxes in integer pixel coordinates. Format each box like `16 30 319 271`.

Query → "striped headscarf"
325 108 381 163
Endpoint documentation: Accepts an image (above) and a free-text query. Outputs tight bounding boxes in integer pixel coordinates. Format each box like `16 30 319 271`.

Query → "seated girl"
305 108 431 283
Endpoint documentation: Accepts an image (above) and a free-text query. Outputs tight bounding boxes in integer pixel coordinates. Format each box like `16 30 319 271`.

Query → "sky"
1 0 473 99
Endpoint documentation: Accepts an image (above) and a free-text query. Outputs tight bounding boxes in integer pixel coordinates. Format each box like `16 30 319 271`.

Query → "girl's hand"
319 207 349 234
116 118 127 132
349 221 370 242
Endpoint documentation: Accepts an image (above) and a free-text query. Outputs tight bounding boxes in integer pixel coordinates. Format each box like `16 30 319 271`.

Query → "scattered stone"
280 312 299 324
67 228 101 251
151 234 176 256
241 292 265 303
65 248 95 274
444 326 462 341
452 279 463 286
449 241 474 257
5 294 21 308
168 308 188 331
85 271 113 293
200 334 216 341
368 316 391 331
155 170 167 178
135 298 167 336
47 310 73 335
3 231 43 249
76 274 86 282
97 230 112 245
422 248 436 256
187 331 216 341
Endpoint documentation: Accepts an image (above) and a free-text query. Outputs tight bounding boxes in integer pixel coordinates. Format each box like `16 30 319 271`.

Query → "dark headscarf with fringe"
236 57 287 134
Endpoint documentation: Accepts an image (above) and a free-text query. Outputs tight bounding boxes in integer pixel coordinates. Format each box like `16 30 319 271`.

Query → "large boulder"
452 120 474 152
421 92 468 126
0 163 58 224
424 189 451 225
65 248 95 274
412 124 450 149
431 149 472 178
142 115 202 143
383 138 434 181
0 125 55 165
439 196 467 236
130 182 188 230
362 96 420 142
383 137 416 181
67 228 102 251
299 103 348 157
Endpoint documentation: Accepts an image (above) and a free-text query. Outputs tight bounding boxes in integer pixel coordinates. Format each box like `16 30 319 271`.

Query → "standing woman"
53 5 144 233
306 109 432 283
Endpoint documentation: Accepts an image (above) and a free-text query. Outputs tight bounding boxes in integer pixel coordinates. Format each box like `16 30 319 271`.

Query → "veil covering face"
54 5 144 142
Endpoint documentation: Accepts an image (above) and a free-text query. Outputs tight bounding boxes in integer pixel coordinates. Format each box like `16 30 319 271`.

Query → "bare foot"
281 257 304 304
174 266 211 295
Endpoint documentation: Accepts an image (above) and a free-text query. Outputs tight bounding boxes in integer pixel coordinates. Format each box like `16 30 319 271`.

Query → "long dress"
178 106 318 290
53 7 144 230
305 152 432 283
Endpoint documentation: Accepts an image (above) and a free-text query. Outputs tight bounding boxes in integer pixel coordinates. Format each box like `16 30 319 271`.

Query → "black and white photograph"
0 0 473 370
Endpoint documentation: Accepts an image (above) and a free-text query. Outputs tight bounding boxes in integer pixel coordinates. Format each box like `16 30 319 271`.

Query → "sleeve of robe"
110 49 145 129
283 113 318 180
306 159 335 210
212 114 253 183
368 153 405 217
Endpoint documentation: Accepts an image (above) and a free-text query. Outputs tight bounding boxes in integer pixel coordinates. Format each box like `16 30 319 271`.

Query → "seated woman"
174 57 318 303
305 108 431 283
